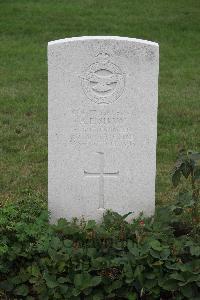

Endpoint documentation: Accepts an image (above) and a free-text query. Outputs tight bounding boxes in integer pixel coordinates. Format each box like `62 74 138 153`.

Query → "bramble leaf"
150 240 162 251
43 273 58 288
14 284 29 296
127 240 139 256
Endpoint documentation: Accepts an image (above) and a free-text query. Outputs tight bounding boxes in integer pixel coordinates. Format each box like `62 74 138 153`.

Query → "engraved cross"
84 152 119 209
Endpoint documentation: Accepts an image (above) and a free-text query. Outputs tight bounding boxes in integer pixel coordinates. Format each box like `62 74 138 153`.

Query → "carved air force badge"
81 53 125 104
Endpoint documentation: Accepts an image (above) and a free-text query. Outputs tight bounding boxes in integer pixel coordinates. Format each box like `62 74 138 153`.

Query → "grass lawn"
0 0 199 206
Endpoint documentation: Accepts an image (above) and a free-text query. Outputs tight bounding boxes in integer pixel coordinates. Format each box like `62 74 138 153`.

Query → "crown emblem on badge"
81 53 125 104
96 52 110 63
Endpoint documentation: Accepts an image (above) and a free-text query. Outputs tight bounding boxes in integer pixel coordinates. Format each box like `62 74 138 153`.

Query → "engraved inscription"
70 109 135 147
81 53 125 104
84 152 119 209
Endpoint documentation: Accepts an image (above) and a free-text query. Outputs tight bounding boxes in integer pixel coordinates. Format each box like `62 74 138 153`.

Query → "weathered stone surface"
48 36 159 222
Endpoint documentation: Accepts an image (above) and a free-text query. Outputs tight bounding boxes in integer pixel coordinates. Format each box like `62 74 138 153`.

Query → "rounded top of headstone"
48 36 159 47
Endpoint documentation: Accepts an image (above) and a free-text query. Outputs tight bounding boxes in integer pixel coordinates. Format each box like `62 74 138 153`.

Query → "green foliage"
171 149 200 188
0 199 199 299
171 149 200 229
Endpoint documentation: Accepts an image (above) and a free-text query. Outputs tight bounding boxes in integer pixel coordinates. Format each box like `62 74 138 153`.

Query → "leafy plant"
171 149 200 229
0 199 199 299
171 148 200 190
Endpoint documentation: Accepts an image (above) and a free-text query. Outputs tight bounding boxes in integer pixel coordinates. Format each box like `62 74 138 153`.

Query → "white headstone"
48 36 159 222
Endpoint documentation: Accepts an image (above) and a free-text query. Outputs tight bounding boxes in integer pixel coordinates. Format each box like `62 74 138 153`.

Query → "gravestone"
48 36 159 222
